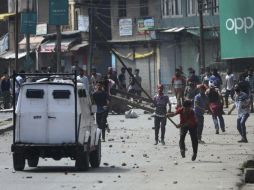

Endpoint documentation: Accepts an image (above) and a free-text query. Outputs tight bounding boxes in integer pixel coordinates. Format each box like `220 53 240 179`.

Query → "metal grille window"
140 0 149 17
162 0 182 17
26 89 44 99
213 0 219 14
52 90 71 99
188 0 209 16
118 0 127 18
187 0 198 16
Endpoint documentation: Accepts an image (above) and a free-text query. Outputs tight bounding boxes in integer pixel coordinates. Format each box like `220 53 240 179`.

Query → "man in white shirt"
225 69 236 108
77 69 89 94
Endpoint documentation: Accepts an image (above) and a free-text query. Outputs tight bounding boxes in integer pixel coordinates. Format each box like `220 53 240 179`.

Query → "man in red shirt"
167 100 198 161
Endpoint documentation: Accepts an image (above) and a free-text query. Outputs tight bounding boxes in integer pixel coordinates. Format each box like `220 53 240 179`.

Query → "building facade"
110 0 161 95
4 0 111 74
158 0 220 85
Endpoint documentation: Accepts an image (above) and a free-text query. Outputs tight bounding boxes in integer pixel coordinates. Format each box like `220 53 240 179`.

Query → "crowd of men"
153 66 254 161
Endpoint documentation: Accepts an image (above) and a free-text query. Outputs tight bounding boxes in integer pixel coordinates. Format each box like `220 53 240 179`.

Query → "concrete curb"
0 123 13 134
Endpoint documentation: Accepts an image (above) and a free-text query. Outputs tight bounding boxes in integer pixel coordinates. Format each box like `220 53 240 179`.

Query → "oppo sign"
225 16 254 34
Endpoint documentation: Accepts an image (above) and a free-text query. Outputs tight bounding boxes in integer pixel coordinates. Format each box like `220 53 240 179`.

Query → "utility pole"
14 0 19 71
88 0 94 76
198 0 205 71
25 0 30 69
56 25 61 72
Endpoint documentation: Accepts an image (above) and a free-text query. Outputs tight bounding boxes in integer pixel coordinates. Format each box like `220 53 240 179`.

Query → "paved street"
0 109 254 190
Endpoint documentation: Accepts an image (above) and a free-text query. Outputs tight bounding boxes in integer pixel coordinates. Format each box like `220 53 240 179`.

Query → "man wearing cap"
153 84 171 145
194 84 209 143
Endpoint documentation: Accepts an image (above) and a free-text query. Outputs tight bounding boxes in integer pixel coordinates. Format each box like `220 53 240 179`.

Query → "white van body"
12 77 101 171
15 82 96 145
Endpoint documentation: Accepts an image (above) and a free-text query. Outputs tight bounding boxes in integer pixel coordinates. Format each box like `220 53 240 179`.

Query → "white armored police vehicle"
11 72 101 171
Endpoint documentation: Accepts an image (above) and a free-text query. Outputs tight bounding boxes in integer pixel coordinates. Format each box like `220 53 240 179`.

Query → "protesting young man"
194 84 209 144
167 100 198 161
228 85 250 143
153 84 171 145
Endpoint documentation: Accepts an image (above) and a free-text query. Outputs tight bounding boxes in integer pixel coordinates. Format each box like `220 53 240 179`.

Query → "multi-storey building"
158 0 220 84
110 0 161 95
110 0 222 94
2 0 111 74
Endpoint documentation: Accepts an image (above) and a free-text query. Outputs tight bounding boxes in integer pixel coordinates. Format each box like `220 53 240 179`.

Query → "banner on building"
21 12 37 34
137 17 154 35
78 15 89 32
219 0 254 59
119 18 132 36
36 23 47 35
49 0 68 25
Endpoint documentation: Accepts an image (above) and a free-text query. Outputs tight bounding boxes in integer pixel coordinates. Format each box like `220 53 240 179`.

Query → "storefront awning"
186 28 219 39
161 27 185 33
70 41 89 51
39 38 79 53
0 13 15 21
0 51 27 60
19 36 45 50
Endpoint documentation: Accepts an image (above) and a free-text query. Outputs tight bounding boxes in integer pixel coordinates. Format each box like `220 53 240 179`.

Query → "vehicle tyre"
89 138 101 168
75 151 89 171
27 157 39 167
13 153 25 171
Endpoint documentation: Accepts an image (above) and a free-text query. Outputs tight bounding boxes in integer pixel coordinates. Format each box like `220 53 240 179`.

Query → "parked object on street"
11 72 101 171
125 109 138 119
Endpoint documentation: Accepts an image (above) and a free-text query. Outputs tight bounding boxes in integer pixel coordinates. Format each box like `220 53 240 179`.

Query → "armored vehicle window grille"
26 89 44 98
52 90 71 99
78 89 86 97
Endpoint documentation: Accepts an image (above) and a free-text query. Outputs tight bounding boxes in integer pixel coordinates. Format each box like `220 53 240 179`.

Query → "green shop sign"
21 12 37 34
219 0 254 59
49 0 68 25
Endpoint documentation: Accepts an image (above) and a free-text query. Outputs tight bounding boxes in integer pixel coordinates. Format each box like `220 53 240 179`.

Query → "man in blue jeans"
153 84 171 145
194 84 209 144
228 85 250 143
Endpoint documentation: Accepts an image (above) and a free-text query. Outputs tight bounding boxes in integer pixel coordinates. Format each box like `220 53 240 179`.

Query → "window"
140 0 149 17
162 0 182 17
118 0 127 18
26 89 44 99
188 0 209 16
213 0 219 14
52 90 71 99
187 0 198 16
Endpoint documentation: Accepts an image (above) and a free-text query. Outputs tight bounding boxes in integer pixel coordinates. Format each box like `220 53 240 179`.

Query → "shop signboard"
21 12 37 34
220 0 254 59
119 18 132 36
49 0 68 25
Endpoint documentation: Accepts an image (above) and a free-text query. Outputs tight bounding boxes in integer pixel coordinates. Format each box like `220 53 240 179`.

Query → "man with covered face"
171 68 186 108
153 84 171 145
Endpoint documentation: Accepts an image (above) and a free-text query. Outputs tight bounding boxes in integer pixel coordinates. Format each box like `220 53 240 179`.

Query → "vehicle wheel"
90 138 101 168
27 157 39 167
13 153 25 171
75 151 89 171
